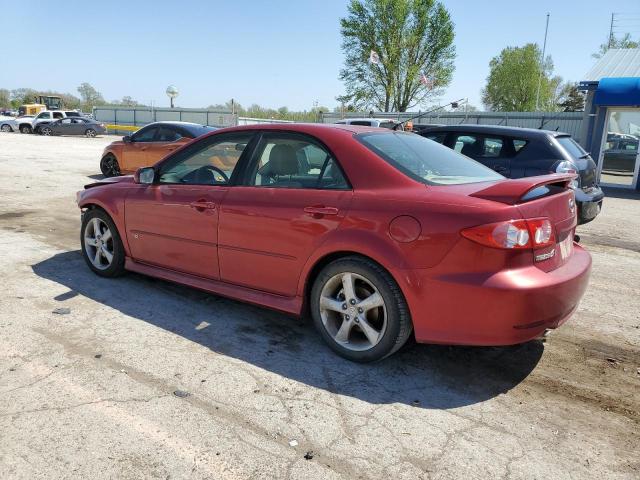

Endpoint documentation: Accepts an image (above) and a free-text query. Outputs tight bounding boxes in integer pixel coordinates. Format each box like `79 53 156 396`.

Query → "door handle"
493 165 507 172
189 200 217 212
304 205 339 216
166 146 177 150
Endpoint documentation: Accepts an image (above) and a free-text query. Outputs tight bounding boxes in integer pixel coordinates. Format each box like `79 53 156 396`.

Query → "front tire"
41 127 52 136
100 154 120 177
0 124 11 132
20 125 32 134
81 209 126 278
86 128 97 138
310 256 413 362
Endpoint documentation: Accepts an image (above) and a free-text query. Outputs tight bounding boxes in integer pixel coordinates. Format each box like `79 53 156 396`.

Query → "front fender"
77 186 131 256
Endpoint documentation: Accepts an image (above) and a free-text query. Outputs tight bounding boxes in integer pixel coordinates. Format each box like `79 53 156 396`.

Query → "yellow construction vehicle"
18 95 63 116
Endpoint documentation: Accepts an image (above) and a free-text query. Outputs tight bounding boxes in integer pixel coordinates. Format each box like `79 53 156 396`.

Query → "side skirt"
124 257 303 316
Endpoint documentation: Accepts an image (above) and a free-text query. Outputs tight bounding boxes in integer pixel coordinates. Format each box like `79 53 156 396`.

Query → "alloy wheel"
83 217 114 270
319 272 388 351
42 127 52 136
86 129 96 137
1 125 10 132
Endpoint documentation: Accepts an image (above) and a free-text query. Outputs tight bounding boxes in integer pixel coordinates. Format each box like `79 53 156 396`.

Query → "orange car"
99 121 217 176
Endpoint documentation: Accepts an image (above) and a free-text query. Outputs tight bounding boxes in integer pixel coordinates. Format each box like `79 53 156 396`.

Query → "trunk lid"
470 173 577 271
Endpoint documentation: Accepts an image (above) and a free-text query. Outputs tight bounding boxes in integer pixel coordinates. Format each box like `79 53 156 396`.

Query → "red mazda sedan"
77 124 591 362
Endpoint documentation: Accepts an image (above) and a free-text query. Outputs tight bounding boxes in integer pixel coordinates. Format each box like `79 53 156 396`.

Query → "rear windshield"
556 136 588 160
357 132 503 185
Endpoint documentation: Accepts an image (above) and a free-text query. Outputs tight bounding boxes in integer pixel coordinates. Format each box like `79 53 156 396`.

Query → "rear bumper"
403 244 592 346
576 186 604 224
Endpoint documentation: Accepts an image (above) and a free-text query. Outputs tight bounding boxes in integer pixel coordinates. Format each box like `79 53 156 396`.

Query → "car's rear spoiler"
470 173 576 205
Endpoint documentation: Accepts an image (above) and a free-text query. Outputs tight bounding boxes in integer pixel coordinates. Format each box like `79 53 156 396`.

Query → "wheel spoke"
334 319 353 343
91 218 101 236
101 228 112 242
320 295 344 313
341 273 357 302
101 247 113 264
357 292 383 312
358 316 380 346
93 248 102 266
84 236 97 247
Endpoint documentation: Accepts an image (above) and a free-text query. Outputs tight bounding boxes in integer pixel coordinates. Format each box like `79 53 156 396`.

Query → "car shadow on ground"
32 250 543 410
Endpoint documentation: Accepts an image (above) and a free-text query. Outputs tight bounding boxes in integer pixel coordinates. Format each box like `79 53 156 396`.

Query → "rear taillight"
461 218 555 250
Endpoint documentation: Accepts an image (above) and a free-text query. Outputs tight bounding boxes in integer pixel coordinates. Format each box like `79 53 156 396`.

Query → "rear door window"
482 137 504 157
452 134 480 157
245 134 349 189
53 112 64 119
350 121 372 126
157 126 182 142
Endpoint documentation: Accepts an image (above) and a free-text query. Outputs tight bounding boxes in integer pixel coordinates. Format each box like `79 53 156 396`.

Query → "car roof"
338 118 395 122
209 122 386 136
419 124 570 138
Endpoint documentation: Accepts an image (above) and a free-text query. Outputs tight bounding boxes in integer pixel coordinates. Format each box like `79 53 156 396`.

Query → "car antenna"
391 98 466 131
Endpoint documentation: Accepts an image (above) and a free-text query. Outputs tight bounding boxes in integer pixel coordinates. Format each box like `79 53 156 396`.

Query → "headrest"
259 144 299 176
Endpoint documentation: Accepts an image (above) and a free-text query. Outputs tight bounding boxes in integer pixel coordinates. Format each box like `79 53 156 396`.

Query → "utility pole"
608 13 615 48
535 13 550 111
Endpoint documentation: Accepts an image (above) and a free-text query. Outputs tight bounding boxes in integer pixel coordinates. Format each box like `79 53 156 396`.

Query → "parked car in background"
99 121 218 176
39 117 106 137
334 118 398 129
419 125 605 224
602 133 639 178
1 115 34 133
0 117 18 132
78 123 591 362
31 110 84 133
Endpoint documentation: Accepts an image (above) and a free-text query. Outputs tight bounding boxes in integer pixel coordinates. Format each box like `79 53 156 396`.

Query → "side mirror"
123 135 132 143
134 167 155 184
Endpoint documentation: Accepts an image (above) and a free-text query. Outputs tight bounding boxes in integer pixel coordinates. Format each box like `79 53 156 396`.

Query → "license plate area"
558 232 574 261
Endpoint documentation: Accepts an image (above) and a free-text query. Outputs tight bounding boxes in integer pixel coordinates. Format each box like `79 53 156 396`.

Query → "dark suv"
419 125 604 224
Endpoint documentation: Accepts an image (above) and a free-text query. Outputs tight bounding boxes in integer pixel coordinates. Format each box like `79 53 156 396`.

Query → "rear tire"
310 256 413 362
86 128 96 138
100 154 120 177
0 124 11 132
80 209 126 278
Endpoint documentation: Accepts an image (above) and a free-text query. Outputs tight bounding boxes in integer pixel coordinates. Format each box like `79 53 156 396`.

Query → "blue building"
580 49 640 190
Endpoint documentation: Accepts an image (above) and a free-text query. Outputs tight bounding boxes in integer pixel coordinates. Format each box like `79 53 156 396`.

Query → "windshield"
357 132 504 185
556 136 589 159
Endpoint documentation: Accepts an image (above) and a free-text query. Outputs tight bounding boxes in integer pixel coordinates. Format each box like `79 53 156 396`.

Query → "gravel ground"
0 132 638 479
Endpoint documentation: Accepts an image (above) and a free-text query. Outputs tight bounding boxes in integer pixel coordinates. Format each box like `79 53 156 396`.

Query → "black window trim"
237 130 352 190
131 124 160 143
153 131 260 186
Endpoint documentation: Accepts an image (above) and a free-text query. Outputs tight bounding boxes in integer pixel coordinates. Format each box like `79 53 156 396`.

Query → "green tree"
481 43 560 112
557 83 585 112
592 33 639 59
77 82 105 112
10 88 39 108
339 0 455 112
0 89 10 109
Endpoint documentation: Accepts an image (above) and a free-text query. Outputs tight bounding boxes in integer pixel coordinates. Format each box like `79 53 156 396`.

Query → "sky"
1 0 639 111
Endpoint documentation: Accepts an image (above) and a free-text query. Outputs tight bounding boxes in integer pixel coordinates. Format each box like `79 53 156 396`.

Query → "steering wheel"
203 165 229 183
